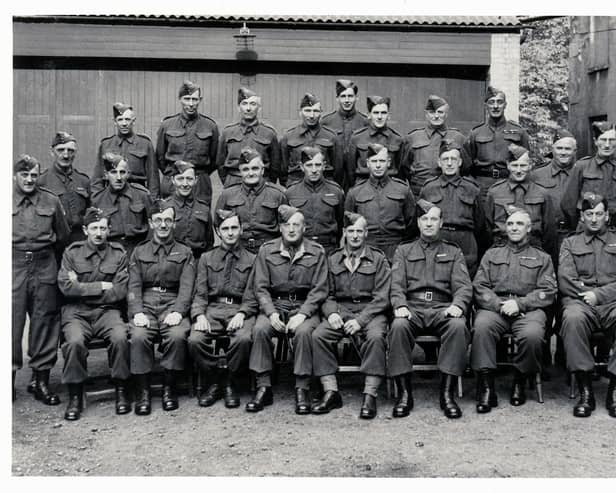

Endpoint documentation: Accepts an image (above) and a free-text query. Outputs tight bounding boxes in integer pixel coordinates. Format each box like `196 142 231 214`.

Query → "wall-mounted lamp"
234 23 257 61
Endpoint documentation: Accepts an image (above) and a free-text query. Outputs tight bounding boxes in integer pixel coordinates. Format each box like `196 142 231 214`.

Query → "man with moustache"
419 139 487 277
321 79 369 154
215 148 288 254
156 80 219 205
93 102 159 197
247 205 329 414
346 95 403 188
38 131 90 245
188 210 257 408
280 93 343 187
167 160 214 259
217 87 281 187
285 146 345 255
13 154 70 403
402 95 469 197
311 212 391 419
471 207 557 413
465 87 530 200
57 208 130 420
561 122 616 229
91 152 152 257
345 143 416 261
128 200 196 414
388 200 472 419
558 193 616 418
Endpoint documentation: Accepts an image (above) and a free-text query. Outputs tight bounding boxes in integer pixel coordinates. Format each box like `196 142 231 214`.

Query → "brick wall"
489 33 521 121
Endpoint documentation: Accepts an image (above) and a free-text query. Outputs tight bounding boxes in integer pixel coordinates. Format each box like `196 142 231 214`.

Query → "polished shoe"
134 373 151 416
392 374 413 418
311 390 343 414
510 370 527 406
26 369 36 394
33 370 61 406
439 374 462 419
295 388 311 415
476 368 498 413
115 381 131 415
573 371 595 418
245 386 273 412
359 393 377 419
63 383 83 421
198 383 223 407
607 375 616 418
223 383 240 408
162 370 179 411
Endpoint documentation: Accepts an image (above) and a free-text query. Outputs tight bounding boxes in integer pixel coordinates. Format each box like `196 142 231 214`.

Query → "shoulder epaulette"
224 122 240 129
506 120 523 128
108 241 127 253
490 178 508 187
265 181 286 193
441 238 462 250
260 121 278 132
322 110 336 119
461 176 480 189
471 122 486 131
284 124 300 134
406 127 424 136
320 124 337 135
66 240 86 251
353 177 369 187
390 176 409 186
323 178 343 191
387 127 402 137
366 245 387 257
136 133 152 141
578 156 592 162
422 176 439 186
100 135 114 142
357 111 368 118
37 185 59 197
447 127 462 133
73 168 90 179
351 127 368 136
129 183 150 194
261 239 278 248
162 113 180 122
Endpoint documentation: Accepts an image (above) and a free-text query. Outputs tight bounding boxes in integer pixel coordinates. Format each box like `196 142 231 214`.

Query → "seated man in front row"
311 212 391 419
471 207 557 413
558 193 616 418
188 210 257 409
389 200 472 419
248 205 328 414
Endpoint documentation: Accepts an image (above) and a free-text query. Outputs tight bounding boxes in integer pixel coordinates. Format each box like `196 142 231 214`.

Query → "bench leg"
457 375 463 398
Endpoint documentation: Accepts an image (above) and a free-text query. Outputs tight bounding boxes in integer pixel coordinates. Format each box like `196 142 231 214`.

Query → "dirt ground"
11 349 615 478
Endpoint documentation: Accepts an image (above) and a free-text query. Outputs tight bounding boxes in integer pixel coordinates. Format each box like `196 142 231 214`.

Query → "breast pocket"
253 136 273 158
165 129 186 155
292 255 319 285
128 202 148 233
518 257 542 289
34 206 55 233
474 134 494 161
354 262 377 294
232 262 253 291
434 253 454 282
128 149 148 174
163 253 189 284
195 131 213 160
503 131 522 144
258 200 280 224
190 207 211 244
405 252 425 284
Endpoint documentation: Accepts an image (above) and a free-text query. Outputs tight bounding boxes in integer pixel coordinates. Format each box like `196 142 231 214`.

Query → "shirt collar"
550 158 573 176
221 242 242 259
14 186 39 207
369 124 388 136
508 179 529 192
278 239 307 262
342 245 368 260
115 132 135 144
338 108 357 120
487 117 507 131
83 241 107 259
173 193 194 208
368 175 390 188
507 238 530 252
426 125 447 138
241 179 266 195
180 111 197 125
54 163 73 178
153 238 175 255
584 229 608 244
300 122 320 135
240 119 259 134
440 174 461 187
303 176 324 190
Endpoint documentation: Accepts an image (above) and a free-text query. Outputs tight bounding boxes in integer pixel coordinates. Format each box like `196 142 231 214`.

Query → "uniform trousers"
471 309 546 373
12 248 60 371
388 302 469 377
129 290 191 374
560 299 616 374
61 305 130 383
187 302 253 373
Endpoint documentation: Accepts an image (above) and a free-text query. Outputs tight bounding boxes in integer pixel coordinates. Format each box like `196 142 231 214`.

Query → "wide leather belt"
408 291 451 303
473 166 508 179
13 247 53 262
214 296 242 305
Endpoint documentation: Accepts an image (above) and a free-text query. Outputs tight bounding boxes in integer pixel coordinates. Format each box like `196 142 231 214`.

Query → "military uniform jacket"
57 240 128 306
216 120 281 184
485 178 557 257
280 122 343 187
345 176 416 241
558 230 616 305
94 132 159 197
37 164 90 230
391 238 472 312
322 245 391 327
561 155 616 228
530 158 576 229
13 185 70 252
92 183 153 242
127 239 195 317
473 241 557 313
321 108 369 152
465 119 530 172
346 124 403 186
285 177 344 245
168 194 213 255
254 238 329 318
215 180 288 244
190 244 258 320
401 125 469 186
156 112 219 176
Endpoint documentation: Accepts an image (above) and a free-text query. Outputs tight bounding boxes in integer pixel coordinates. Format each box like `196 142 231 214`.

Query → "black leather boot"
33 369 61 405
64 383 83 421
245 386 273 412
392 374 413 418
573 371 595 418
359 393 377 419
311 390 343 414
223 375 240 409
295 388 311 415
606 374 616 418
476 368 497 413
134 373 151 416
115 380 131 415
510 369 527 406
440 374 462 419
26 369 36 394
162 370 179 411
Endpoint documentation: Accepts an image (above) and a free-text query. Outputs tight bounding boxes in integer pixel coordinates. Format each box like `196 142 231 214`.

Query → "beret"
580 192 608 212
343 211 365 228
425 95 448 111
278 204 302 223
416 198 438 218
238 147 262 165
300 93 320 109
552 128 575 144
14 154 40 174
83 207 108 226
51 131 76 147
148 198 174 218
439 139 462 156
299 146 323 164
366 143 387 158
214 209 240 229
335 79 358 96
169 160 195 176
238 87 259 104
178 80 200 98
367 95 390 112
112 102 133 118
507 144 530 163
484 86 506 102
591 121 616 139
101 152 126 171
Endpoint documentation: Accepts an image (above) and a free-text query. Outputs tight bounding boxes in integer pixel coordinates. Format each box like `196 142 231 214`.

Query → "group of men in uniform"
12 78 616 422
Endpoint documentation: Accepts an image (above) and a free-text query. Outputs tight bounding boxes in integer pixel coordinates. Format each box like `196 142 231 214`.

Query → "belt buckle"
424 291 433 302
352 298 362 304
24 251 33 262
155 286 167 293
247 238 256 249
224 297 234 305
289 293 297 302
311 236 318 241
492 169 500 179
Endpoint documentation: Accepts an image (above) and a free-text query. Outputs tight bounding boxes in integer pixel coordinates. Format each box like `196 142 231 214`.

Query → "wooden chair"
568 331 611 399
496 333 544 403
